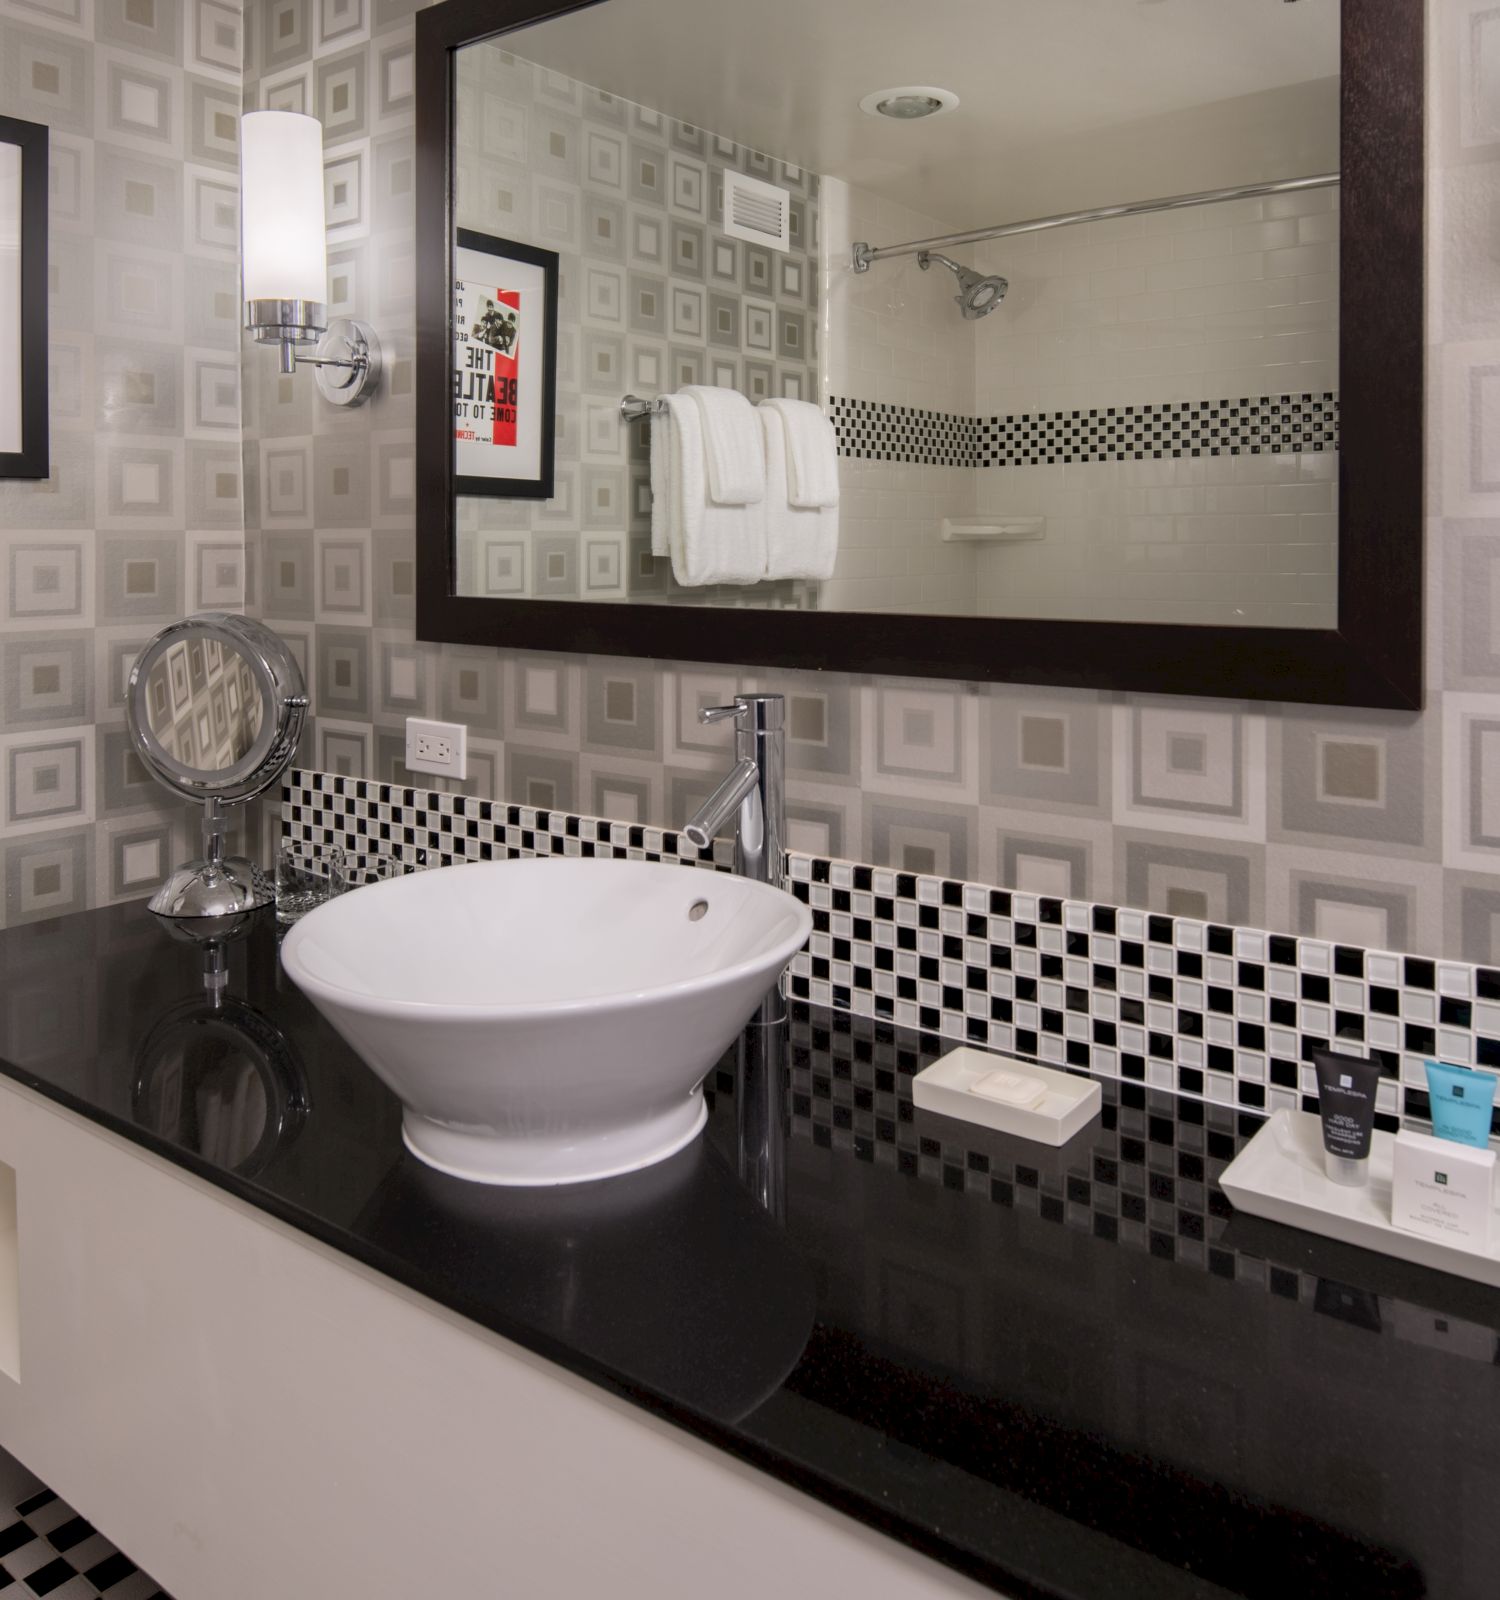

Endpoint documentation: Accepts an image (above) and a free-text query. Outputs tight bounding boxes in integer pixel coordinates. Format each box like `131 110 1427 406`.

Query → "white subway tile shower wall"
821 177 976 419
279 771 1500 1143
971 189 1339 628
816 177 983 613
820 184 1341 628
974 447 1337 626
972 188 1338 418
821 393 1338 620
0 0 248 926
816 459 978 615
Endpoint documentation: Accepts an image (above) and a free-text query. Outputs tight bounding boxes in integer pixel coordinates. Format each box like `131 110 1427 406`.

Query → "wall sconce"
240 110 381 408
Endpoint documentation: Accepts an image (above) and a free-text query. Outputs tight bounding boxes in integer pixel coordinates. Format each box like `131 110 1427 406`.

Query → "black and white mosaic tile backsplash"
283 771 1499 1141
830 392 1340 469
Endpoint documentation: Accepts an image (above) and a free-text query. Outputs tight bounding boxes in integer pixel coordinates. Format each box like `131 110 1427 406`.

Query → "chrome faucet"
682 694 786 894
683 693 789 1025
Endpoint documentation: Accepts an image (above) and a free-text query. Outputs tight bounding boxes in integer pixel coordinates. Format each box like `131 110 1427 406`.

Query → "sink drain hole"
688 899 710 921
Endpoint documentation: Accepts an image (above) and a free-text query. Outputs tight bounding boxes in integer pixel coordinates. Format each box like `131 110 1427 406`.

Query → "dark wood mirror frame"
416 0 1423 709
0 114 49 482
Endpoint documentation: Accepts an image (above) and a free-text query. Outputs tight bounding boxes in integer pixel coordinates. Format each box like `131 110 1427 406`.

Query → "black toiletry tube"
1312 1049 1382 1187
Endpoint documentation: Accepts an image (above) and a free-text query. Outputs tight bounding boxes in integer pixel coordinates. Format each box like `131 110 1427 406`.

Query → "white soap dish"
912 1047 1102 1146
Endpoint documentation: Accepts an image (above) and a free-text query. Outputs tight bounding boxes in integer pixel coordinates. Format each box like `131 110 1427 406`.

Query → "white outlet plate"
405 717 468 780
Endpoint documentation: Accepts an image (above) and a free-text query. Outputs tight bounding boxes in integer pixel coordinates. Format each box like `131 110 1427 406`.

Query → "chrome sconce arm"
246 299 383 408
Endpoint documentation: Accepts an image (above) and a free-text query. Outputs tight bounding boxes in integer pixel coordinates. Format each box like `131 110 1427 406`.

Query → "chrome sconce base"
246 300 383 408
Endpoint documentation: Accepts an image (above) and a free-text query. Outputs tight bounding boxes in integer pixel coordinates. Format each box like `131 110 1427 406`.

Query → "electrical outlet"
405 717 468 780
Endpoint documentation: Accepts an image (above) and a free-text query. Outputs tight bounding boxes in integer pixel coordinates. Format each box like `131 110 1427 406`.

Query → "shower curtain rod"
849 172 1340 273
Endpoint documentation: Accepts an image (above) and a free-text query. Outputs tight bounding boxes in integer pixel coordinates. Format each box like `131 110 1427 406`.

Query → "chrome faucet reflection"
683 694 786 893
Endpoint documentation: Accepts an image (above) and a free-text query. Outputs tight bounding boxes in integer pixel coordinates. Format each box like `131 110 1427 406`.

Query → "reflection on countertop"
0 899 1496 1600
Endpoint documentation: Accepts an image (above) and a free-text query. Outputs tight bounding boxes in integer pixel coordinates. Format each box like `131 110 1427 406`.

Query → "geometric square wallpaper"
11 0 1500 989
0 0 241 929
234 0 1500 967
445 44 820 606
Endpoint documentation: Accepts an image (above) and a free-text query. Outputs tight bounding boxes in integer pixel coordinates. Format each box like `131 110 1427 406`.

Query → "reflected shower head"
917 250 1008 319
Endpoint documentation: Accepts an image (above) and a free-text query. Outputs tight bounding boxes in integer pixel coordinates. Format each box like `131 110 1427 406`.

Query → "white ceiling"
495 0 1341 227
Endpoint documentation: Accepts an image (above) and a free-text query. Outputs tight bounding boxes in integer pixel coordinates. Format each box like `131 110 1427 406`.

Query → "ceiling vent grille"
723 171 791 252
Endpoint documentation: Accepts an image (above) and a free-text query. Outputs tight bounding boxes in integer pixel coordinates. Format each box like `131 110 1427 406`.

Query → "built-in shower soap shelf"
1221 1110 1500 1287
940 516 1046 543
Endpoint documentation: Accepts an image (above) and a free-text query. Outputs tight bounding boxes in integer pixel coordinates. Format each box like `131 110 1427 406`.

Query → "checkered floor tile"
0 1490 168 1599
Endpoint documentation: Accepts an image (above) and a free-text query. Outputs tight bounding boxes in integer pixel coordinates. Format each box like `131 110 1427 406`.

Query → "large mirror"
416 0 1422 707
0 113 47 480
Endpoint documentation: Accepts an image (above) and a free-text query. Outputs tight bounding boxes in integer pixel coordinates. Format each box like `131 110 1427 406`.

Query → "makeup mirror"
126 613 308 920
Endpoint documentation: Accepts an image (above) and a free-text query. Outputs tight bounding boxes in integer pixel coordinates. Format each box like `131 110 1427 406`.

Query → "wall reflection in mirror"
451 0 1339 628
141 634 264 775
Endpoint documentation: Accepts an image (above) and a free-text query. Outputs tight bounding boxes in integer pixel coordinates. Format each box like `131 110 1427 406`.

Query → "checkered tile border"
828 393 1340 467
976 393 1340 466
0 1487 167 1598
281 772 734 881
827 396 977 467
281 771 1498 1140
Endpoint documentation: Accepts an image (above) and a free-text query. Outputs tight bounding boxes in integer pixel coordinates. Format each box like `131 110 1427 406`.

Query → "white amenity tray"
1220 1109 1500 1287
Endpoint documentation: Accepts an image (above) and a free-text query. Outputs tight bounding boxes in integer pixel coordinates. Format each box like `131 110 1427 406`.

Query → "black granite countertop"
2 900 1498 1600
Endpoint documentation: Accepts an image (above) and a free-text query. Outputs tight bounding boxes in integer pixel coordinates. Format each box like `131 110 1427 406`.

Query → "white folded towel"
761 397 840 509
683 385 765 505
652 393 766 586
760 406 838 581
649 395 683 558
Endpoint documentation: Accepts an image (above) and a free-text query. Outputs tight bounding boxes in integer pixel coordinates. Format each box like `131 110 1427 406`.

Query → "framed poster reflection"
452 228 558 500
0 114 47 480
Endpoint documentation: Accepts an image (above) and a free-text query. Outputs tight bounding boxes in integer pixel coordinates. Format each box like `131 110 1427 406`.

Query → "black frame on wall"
0 114 49 482
415 0 1425 710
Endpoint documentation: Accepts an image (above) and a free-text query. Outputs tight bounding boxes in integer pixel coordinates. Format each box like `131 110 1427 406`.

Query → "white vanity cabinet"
0 1077 989 1600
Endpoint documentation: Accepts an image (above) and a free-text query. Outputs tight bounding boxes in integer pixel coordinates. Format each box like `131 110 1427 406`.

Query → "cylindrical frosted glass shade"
241 111 327 306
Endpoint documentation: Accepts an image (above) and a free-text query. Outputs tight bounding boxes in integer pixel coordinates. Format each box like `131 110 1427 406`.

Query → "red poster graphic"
478 288 520 446
455 284 522 447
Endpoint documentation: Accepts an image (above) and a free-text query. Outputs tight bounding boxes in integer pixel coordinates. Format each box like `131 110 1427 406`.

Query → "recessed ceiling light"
858 86 960 121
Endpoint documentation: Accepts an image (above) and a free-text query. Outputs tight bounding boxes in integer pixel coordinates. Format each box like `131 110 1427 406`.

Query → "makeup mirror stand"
150 795 269 921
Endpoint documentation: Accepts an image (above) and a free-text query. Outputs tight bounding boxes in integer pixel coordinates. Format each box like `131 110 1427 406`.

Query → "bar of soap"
971 1069 1048 1109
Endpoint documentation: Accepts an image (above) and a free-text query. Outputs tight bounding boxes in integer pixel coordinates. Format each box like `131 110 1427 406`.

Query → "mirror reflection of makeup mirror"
132 992 309 1178
127 613 308 920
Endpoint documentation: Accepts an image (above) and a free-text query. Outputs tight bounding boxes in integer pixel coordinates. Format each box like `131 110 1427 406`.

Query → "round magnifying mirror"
127 613 308 920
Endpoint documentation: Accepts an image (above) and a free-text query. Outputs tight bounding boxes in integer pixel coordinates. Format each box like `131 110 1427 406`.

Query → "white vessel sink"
280 858 811 1186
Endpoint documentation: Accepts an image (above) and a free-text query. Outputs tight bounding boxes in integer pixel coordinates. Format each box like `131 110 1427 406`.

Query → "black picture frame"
416 0 1425 711
0 113 48 481
452 227 559 500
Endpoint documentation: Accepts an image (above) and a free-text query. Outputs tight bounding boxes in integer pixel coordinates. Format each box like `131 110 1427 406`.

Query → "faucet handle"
699 702 745 726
